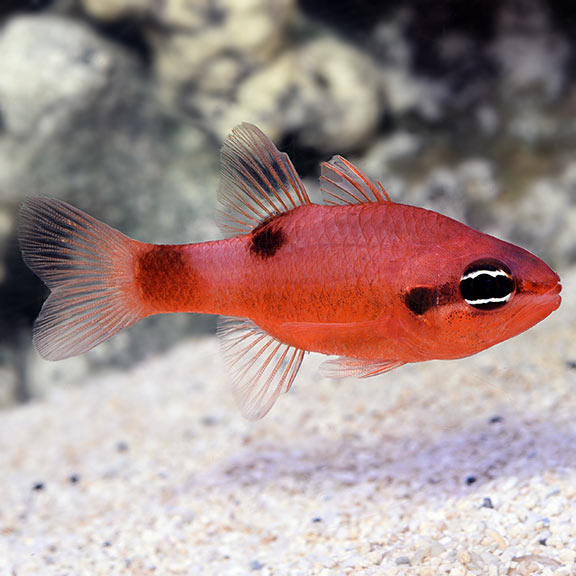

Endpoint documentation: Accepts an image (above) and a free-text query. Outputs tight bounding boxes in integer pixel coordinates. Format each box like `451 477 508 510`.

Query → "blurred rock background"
0 0 575 404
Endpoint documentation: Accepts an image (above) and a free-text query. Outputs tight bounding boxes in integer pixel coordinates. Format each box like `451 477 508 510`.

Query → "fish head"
401 236 561 361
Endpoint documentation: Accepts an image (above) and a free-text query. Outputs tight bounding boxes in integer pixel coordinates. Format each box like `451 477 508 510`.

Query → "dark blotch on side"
405 286 436 315
136 245 197 311
250 217 287 259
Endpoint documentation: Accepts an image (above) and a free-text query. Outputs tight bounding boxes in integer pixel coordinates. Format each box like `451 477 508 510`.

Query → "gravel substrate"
1 268 575 576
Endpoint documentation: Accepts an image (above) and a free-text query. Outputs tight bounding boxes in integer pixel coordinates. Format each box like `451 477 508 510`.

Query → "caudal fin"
19 198 146 360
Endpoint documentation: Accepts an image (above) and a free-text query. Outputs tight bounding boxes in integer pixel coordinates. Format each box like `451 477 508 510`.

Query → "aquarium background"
0 0 575 402
3 3 576 575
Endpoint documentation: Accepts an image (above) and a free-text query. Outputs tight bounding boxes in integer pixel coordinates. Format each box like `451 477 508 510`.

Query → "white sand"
1 268 575 576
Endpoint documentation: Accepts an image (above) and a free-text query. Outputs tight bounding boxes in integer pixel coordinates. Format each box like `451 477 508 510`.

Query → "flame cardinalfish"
19 124 562 420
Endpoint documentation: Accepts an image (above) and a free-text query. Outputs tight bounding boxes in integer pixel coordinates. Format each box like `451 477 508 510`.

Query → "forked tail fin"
19 198 146 360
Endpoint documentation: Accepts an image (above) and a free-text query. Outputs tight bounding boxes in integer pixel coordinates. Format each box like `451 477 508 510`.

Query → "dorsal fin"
217 123 311 237
217 317 306 420
320 155 391 205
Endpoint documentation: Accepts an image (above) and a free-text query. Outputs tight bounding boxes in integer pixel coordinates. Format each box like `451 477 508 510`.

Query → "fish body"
19 124 562 419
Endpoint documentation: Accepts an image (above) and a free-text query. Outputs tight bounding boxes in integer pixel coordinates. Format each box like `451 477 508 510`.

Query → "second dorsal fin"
217 123 311 237
320 155 391 205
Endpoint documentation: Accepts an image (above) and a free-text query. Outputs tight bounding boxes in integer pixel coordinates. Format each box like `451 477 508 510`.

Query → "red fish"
19 124 562 419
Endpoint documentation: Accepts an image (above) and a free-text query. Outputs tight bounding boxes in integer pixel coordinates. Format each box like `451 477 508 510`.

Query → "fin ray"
320 356 404 379
217 123 310 237
217 317 305 420
19 198 145 360
320 155 390 205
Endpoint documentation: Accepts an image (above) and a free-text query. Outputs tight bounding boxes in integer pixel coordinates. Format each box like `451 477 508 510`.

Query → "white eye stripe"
464 294 512 306
461 268 511 281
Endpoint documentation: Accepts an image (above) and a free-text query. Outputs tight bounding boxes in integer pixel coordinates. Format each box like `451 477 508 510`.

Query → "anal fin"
320 356 404 379
217 317 305 421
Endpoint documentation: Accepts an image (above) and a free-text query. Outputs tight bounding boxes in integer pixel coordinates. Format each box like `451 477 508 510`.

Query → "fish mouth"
532 279 562 315
502 278 562 336
541 278 562 308
550 280 562 295
524 271 562 304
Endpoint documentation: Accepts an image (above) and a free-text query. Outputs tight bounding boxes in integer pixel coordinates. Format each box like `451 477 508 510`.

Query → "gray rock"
504 174 576 268
0 14 125 202
0 14 219 236
409 167 467 223
0 15 222 402
216 37 382 153
80 0 384 154
491 0 569 100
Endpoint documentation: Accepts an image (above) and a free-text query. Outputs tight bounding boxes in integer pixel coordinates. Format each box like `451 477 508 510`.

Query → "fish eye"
459 261 514 310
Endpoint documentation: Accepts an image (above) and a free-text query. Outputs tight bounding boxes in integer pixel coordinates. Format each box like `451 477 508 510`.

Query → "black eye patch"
405 286 436 315
460 262 514 310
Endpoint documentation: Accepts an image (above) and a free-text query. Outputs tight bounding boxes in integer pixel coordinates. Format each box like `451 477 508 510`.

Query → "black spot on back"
405 286 436 315
250 218 287 259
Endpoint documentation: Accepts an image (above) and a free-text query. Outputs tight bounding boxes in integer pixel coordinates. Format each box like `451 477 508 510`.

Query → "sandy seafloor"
1 268 575 576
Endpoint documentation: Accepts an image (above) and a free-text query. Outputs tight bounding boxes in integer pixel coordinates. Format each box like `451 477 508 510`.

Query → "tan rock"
82 0 148 20
150 0 295 94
